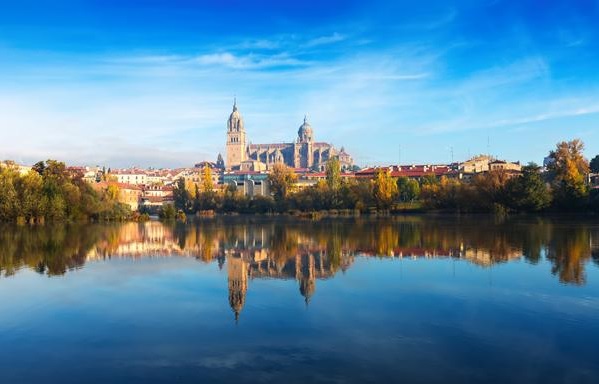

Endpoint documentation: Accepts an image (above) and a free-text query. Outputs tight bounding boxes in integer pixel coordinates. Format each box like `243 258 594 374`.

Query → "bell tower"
226 99 247 170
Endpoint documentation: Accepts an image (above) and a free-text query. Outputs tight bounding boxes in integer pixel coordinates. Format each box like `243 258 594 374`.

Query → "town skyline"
1 1 598 168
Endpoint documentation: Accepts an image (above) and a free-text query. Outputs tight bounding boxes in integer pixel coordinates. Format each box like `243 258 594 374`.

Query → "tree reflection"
1 217 597 294
546 225 592 285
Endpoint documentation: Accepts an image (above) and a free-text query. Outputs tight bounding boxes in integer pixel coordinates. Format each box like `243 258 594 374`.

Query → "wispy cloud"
304 32 346 47
194 52 308 69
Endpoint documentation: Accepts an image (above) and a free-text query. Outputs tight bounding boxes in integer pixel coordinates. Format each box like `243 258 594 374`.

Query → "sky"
0 0 598 168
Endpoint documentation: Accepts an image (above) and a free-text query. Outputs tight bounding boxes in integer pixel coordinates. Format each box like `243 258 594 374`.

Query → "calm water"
1 216 599 384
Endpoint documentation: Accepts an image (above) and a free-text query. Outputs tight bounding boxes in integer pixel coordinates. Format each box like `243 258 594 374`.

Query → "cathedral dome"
298 115 313 143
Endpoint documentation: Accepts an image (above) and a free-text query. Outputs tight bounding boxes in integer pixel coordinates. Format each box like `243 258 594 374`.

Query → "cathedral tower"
294 115 314 168
226 99 247 170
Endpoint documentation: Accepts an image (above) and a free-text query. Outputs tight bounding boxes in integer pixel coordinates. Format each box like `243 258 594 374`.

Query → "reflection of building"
78 218 598 323
225 100 353 171
461 246 523 266
227 255 248 321
86 222 200 259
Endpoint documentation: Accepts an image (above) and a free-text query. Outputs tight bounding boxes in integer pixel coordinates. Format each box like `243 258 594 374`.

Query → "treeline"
0 160 131 223
174 139 599 215
420 139 598 213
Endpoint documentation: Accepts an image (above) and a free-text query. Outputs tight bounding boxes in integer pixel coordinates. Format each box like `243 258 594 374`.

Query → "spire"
304 114 307 124
233 97 237 112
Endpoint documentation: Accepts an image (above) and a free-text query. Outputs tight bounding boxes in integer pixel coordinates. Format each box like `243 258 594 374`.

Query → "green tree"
0 165 19 221
1 159 131 223
173 177 192 213
505 163 552 212
32 161 46 175
159 203 176 220
325 157 341 191
397 177 420 202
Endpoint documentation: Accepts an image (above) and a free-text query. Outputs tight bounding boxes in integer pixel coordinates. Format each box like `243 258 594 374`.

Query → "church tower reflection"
297 254 316 305
227 254 248 322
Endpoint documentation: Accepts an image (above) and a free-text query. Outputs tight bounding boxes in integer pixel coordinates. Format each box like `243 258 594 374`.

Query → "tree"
505 163 551 212
32 161 46 175
0 165 18 221
373 168 397 209
15 171 44 221
106 184 120 201
547 139 589 208
173 177 192 213
325 157 341 192
397 177 420 202
1 159 130 222
268 163 296 201
590 154 599 173
159 203 176 220
201 166 214 193
471 169 511 210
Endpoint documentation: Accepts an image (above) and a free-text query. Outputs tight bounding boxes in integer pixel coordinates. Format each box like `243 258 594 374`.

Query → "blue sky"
0 0 598 167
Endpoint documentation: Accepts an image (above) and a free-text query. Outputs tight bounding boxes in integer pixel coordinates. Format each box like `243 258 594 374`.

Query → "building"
139 184 174 211
225 100 353 171
222 171 270 197
92 182 142 211
489 160 522 172
460 155 492 174
112 169 148 185
460 155 521 175
355 164 455 180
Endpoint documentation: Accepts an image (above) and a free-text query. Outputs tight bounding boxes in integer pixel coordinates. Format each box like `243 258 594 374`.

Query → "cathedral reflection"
1 217 598 319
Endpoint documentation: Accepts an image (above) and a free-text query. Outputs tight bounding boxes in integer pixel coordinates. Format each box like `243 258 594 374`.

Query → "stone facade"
225 101 353 171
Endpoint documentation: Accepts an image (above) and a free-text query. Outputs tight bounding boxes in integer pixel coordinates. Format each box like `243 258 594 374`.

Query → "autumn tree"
372 168 397 209
201 166 214 193
268 163 297 201
15 171 44 221
547 139 589 208
197 166 217 211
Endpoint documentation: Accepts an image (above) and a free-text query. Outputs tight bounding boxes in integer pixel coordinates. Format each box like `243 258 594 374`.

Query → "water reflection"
1 216 599 316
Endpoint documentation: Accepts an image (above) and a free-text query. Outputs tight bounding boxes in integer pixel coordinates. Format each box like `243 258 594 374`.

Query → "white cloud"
304 32 346 47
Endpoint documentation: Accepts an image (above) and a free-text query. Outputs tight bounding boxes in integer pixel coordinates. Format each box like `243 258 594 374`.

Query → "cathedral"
225 100 353 171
